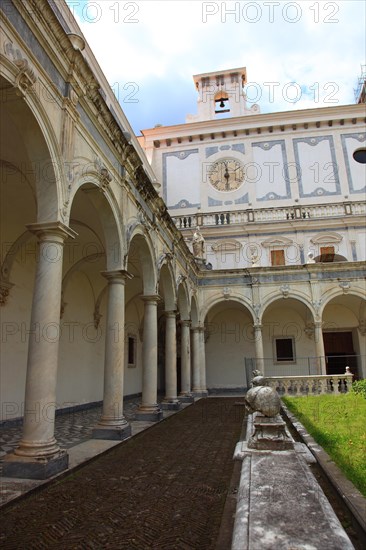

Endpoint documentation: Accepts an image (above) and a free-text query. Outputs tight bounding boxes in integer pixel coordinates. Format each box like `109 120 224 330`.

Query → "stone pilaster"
3 222 76 479
92 271 131 440
161 311 180 410
135 295 163 421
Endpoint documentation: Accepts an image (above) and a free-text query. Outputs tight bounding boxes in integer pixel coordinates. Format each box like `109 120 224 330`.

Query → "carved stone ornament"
358 319 366 336
280 284 290 298
304 323 315 339
222 287 231 299
95 158 112 189
0 281 14 306
339 280 350 293
4 42 36 93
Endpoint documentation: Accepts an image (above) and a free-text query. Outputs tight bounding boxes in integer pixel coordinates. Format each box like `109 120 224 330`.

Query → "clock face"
208 158 245 191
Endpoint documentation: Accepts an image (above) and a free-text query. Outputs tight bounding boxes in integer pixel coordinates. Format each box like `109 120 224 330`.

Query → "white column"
3 222 76 479
191 327 201 395
315 321 327 374
253 324 265 375
198 326 208 395
93 271 131 440
162 311 179 409
135 295 162 421
179 320 192 398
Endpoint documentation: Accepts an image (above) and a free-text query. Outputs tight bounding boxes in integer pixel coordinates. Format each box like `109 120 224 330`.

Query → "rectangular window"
320 246 335 262
275 338 295 362
271 249 285 266
128 336 136 367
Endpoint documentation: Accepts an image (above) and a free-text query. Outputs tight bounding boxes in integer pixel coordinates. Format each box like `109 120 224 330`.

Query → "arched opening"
125 231 157 398
205 299 255 390
322 294 366 378
214 90 230 118
57 185 111 409
261 298 317 376
0 75 59 421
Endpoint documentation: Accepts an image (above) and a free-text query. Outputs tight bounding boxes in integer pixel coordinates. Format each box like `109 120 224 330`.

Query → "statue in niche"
192 226 205 259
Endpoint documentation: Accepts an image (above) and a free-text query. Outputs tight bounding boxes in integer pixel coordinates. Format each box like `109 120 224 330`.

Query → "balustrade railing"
262 372 354 396
172 201 365 230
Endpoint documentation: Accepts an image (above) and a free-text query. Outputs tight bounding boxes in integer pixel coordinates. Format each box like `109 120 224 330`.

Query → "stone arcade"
0 0 365 479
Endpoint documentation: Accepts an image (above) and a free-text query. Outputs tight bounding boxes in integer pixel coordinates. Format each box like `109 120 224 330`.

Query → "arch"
68 179 124 271
200 293 256 324
158 261 176 311
319 289 366 319
127 229 157 295
177 281 190 320
0 72 61 222
260 292 316 322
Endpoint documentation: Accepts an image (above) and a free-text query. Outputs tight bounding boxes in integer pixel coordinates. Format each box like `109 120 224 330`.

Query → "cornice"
141 103 366 147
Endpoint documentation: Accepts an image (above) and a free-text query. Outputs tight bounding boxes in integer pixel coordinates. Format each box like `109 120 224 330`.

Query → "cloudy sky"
66 1 365 135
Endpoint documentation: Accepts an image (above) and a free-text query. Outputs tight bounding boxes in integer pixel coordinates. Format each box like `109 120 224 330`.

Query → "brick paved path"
1 398 244 549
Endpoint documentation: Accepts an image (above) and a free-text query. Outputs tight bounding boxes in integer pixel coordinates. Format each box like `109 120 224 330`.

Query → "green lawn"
282 393 366 497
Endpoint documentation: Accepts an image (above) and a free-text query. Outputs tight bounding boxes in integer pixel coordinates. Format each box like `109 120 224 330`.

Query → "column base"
2 450 69 480
179 394 195 403
135 407 163 422
161 401 181 411
192 390 208 397
92 423 131 441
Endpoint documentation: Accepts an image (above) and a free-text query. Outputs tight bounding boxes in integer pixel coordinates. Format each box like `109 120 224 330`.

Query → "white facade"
139 68 366 390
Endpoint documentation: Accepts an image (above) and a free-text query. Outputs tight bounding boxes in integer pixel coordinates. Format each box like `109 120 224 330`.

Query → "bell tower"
186 67 260 122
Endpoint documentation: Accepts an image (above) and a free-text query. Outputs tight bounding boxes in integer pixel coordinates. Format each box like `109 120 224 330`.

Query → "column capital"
141 294 161 304
179 319 191 328
164 310 177 319
253 324 263 331
101 270 132 284
26 221 77 242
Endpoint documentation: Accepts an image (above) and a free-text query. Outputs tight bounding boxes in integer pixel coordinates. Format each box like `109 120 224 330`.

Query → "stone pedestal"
247 413 294 451
3 450 69 480
93 423 131 441
161 401 181 411
135 408 163 422
179 394 195 403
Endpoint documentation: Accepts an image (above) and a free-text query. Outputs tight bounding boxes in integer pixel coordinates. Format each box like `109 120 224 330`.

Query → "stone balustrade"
262 372 354 396
172 201 365 230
